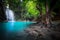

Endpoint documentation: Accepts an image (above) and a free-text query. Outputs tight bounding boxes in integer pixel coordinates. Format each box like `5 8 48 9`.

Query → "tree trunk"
45 0 51 28
45 0 58 28
36 5 43 24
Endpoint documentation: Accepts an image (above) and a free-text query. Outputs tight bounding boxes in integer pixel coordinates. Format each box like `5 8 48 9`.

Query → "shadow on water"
0 22 6 40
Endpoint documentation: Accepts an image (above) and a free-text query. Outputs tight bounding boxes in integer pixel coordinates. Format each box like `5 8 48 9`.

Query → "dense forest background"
3 0 60 21
0 0 60 27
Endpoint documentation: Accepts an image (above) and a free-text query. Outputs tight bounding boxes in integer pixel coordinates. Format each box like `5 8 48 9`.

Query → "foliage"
4 0 59 21
25 0 39 18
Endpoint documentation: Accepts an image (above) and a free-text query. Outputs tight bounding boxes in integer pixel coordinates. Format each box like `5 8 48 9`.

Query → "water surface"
0 21 34 32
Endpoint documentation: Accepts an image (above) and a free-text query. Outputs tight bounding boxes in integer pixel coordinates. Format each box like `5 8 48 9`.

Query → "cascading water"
5 4 15 22
20 0 23 2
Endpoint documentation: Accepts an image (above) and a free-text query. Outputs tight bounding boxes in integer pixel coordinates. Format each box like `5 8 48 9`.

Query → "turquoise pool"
0 21 35 32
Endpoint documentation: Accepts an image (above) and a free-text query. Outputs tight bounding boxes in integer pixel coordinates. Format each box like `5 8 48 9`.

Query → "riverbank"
24 21 60 40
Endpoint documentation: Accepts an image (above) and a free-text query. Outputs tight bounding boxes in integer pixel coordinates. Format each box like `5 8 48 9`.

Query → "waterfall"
6 4 15 22
20 0 23 2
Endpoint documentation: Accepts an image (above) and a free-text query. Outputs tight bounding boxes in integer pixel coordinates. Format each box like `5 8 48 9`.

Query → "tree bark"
45 0 59 28
45 0 51 28
36 5 43 24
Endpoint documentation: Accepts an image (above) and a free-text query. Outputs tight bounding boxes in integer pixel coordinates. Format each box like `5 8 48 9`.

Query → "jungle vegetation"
0 0 60 27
